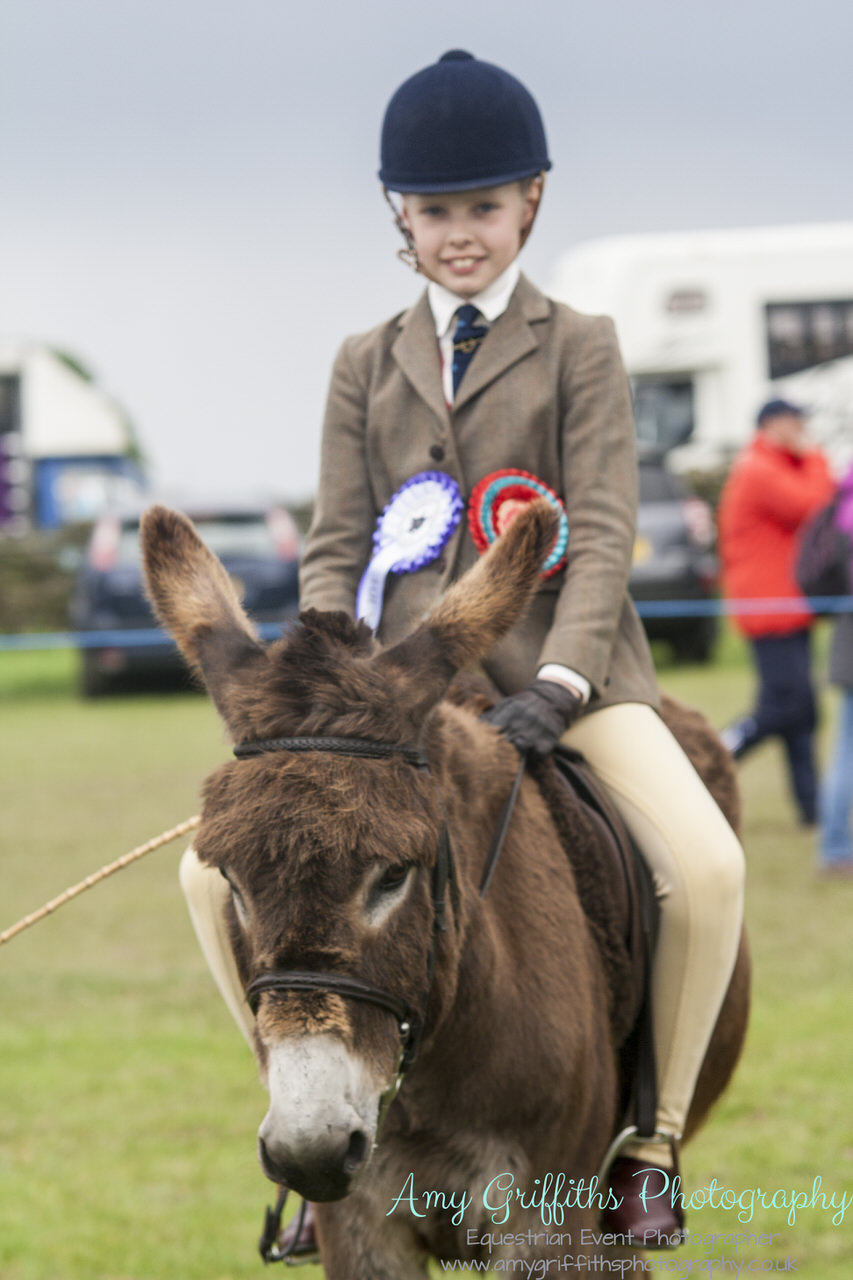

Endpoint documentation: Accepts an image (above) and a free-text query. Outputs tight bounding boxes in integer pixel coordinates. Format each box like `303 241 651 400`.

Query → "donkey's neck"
411 718 620 1136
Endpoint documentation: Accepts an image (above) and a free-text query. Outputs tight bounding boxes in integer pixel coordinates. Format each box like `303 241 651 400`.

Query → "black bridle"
232 734 458 1073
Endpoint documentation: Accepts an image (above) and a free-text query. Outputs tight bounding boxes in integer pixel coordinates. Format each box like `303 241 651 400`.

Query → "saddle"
528 745 660 1139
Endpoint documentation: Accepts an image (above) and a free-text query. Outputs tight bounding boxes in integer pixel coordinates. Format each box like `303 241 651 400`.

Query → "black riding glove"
483 678 583 756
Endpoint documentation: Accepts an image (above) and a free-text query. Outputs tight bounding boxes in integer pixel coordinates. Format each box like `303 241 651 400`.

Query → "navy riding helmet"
379 50 552 194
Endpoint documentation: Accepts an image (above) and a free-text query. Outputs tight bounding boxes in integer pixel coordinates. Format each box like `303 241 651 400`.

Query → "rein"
477 754 527 896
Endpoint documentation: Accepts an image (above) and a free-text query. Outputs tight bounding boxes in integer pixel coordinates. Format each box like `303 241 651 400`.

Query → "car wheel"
671 617 717 664
80 650 111 698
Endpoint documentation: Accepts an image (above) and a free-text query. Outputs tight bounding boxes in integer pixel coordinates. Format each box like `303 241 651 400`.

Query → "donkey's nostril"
258 1125 371 1200
343 1129 369 1175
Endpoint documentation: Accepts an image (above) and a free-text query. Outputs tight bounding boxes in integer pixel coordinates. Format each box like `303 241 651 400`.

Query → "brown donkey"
141 500 749 1278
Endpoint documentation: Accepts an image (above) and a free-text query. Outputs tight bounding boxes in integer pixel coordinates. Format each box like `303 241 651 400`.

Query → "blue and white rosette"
356 471 464 631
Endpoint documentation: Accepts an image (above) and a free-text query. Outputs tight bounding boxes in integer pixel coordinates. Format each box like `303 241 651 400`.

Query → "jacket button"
429 445 445 462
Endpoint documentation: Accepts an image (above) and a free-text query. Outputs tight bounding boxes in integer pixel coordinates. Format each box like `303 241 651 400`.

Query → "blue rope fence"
636 596 853 618
2 599 853 652
0 621 288 652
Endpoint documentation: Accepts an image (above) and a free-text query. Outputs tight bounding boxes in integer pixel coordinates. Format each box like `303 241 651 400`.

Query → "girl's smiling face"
400 181 541 297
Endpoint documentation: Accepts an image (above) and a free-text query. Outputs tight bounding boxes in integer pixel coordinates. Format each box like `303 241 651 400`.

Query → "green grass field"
1 636 852 1279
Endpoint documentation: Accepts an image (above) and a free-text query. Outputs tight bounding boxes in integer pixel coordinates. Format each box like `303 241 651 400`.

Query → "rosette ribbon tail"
356 543 407 633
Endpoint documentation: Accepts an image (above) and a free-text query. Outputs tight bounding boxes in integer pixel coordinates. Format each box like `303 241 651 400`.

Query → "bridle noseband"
232 734 458 1073
245 970 420 1063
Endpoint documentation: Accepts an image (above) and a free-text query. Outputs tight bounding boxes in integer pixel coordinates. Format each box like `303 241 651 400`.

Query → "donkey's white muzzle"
258 1034 383 1200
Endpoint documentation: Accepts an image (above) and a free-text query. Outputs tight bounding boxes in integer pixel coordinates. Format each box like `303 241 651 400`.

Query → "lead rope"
0 815 200 948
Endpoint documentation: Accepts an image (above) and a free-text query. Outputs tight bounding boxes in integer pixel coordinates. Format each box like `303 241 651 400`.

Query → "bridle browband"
233 734 457 1072
233 735 428 769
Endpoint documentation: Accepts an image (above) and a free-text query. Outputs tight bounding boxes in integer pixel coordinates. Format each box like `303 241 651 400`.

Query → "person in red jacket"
717 399 835 824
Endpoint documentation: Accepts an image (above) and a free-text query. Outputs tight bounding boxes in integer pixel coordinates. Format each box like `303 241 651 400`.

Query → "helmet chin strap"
383 175 546 280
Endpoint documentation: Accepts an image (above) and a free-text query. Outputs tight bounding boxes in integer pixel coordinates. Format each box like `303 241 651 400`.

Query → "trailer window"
0 375 21 435
632 378 695 453
766 300 853 378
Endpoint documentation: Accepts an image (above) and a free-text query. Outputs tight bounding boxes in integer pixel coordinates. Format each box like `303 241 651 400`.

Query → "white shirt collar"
428 260 521 337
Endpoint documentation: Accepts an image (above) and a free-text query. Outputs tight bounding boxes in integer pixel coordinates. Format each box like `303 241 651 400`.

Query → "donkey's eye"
364 863 414 927
378 864 410 893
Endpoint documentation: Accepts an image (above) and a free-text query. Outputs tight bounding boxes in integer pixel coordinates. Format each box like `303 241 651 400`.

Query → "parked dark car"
630 458 719 662
70 500 302 695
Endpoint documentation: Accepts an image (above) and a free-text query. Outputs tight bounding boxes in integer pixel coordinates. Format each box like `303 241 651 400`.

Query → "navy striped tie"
451 305 488 397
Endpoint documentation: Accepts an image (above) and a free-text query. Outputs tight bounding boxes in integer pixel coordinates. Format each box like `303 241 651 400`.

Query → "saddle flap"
533 746 657 1035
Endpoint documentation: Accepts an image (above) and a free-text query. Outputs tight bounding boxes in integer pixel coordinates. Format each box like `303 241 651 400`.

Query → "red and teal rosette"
468 469 569 578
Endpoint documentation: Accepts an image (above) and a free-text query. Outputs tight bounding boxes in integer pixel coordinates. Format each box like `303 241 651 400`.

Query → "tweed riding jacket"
299 274 658 712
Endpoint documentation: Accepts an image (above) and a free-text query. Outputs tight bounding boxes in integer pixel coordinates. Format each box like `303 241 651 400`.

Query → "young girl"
181 49 745 1249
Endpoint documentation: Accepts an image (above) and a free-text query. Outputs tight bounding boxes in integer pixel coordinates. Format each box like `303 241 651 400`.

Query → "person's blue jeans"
819 688 853 867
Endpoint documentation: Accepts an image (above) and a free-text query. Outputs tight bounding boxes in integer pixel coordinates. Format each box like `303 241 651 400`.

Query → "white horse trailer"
0 340 145 531
549 222 853 474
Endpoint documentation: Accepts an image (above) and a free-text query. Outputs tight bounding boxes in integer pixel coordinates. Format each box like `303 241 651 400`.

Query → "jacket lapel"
453 274 551 411
391 292 450 429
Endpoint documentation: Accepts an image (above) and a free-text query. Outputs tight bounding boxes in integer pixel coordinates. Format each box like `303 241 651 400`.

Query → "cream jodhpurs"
179 702 745 1141
562 703 745 1145
180 846 256 1048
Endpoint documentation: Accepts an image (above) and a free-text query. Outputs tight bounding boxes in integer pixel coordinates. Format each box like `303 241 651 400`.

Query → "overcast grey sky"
3 0 852 500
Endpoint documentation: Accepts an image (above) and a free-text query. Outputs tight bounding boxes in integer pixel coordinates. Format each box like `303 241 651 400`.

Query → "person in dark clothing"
725 628 819 821
717 399 834 824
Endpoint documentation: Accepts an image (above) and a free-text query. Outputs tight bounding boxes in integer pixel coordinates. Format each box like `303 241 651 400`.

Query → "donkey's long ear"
374 499 561 718
140 505 270 729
